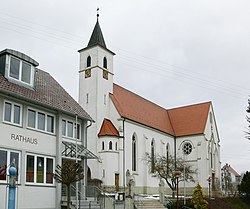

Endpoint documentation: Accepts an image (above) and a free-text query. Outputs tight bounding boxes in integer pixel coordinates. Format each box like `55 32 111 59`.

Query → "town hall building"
78 15 221 195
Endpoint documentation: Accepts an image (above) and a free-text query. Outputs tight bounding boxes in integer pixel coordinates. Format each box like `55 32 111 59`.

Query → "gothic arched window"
103 57 107 69
87 56 91 67
109 141 112 150
151 139 155 173
132 134 137 171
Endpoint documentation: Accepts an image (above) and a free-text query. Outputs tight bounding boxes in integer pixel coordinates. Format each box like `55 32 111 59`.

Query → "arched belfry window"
87 56 91 67
151 139 155 173
103 57 107 69
102 141 105 150
132 134 137 171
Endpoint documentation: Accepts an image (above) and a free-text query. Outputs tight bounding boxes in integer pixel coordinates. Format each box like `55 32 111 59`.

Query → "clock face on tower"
85 69 91 78
103 70 108 80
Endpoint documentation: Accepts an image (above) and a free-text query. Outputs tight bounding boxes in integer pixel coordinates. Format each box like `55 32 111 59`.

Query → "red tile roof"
111 84 211 137
98 118 120 137
226 164 241 177
0 69 93 120
168 102 211 137
111 84 175 135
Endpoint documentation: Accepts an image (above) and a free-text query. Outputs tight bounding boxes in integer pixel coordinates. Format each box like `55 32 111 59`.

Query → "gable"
98 118 120 137
168 102 211 137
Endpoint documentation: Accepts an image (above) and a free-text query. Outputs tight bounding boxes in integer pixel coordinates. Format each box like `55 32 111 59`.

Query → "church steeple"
87 18 107 49
87 11 107 49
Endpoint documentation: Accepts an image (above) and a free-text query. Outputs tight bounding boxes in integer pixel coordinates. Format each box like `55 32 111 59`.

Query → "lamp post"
8 164 17 209
207 177 211 209
175 169 181 209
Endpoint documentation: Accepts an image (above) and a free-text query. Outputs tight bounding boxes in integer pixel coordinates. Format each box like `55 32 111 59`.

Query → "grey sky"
0 0 250 174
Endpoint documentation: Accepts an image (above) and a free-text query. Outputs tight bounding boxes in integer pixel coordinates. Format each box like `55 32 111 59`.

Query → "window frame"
27 107 55 134
25 153 55 186
0 148 21 183
3 100 22 126
182 141 193 155
62 118 81 140
7 55 34 86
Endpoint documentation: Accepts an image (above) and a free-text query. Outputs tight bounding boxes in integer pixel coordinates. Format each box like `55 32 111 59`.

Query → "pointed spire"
87 9 107 49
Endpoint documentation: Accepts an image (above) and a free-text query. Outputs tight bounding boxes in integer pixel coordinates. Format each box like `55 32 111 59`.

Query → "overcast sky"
0 0 250 174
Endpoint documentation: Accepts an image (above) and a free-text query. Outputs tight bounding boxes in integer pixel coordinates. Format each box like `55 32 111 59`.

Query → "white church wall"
176 135 207 187
124 120 174 194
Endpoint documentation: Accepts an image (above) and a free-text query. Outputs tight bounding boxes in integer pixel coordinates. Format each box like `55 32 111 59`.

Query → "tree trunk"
67 184 71 209
172 189 176 198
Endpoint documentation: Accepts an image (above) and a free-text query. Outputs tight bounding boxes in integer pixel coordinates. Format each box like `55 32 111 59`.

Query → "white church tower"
78 13 116 180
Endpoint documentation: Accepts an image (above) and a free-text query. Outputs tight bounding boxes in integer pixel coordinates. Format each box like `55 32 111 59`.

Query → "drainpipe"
174 136 177 170
122 118 125 191
122 118 125 209
84 120 93 199
75 114 78 209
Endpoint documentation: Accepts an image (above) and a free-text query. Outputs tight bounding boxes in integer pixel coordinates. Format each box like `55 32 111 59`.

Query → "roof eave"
78 44 116 55
0 88 94 122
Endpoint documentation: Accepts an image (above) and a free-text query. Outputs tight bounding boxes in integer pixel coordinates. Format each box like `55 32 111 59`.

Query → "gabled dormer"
0 49 38 88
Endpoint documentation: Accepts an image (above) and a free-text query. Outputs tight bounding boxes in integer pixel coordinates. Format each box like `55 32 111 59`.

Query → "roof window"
9 56 32 84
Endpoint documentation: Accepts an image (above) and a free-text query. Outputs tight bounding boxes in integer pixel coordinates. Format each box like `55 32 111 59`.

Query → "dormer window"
9 56 33 85
0 49 38 88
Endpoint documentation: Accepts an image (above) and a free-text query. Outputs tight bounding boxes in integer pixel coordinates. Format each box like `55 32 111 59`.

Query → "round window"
182 142 192 155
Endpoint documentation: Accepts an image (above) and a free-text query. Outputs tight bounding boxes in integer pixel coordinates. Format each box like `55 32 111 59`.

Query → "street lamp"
175 169 181 209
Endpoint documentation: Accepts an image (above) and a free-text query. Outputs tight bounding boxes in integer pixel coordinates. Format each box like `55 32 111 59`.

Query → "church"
78 15 221 195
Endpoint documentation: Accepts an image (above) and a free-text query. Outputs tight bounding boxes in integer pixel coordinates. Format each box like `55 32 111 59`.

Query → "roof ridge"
167 101 211 111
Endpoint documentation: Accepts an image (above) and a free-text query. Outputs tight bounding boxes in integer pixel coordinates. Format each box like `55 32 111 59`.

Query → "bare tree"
246 98 250 140
145 153 196 197
54 160 84 209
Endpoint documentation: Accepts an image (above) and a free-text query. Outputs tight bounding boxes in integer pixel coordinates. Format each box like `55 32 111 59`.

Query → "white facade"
78 18 221 195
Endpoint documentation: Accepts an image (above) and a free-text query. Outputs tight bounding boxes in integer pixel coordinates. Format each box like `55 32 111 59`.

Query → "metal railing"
83 186 115 209
65 185 115 209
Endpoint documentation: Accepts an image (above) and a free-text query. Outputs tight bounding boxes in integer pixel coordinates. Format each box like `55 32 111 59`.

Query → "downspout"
174 136 177 170
122 118 125 191
83 120 93 199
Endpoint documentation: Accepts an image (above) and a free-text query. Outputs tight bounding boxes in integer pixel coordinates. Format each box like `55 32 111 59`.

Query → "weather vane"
97 8 99 19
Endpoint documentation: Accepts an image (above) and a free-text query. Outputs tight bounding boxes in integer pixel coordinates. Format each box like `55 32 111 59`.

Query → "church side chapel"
78 14 221 196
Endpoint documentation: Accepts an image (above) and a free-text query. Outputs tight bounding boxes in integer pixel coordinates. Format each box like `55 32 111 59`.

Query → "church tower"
78 14 115 179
